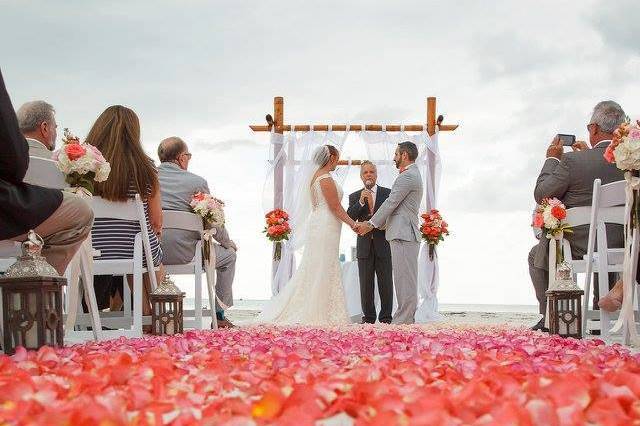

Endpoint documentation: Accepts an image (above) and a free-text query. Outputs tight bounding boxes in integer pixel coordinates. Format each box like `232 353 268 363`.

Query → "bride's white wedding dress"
256 173 351 326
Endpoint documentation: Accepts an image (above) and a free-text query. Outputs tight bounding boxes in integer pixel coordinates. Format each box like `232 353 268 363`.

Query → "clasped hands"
352 221 374 236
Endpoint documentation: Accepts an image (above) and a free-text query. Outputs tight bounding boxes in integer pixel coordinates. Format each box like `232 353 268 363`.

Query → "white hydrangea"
543 208 560 230
613 138 640 171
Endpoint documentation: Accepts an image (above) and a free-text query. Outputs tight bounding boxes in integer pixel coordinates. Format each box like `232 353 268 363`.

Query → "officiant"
347 161 393 324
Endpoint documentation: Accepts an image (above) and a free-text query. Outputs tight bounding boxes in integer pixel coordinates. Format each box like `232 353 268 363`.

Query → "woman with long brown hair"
86 105 164 320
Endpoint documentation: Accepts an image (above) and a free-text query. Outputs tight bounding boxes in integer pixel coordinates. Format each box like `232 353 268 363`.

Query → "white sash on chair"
610 173 640 344
202 229 230 330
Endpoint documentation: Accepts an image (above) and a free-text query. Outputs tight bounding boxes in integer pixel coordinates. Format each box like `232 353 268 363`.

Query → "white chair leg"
64 256 82 331
132 266 143 337
598 269 611 342
79 262 101 340
582 268 592 336
194 269 203 330
206 272 218 330
123 275 132 323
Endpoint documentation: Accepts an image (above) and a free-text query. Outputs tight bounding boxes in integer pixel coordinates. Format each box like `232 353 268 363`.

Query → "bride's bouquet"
420 209 449 260
190 192 225 228
264 209 291 261
52 128 110 195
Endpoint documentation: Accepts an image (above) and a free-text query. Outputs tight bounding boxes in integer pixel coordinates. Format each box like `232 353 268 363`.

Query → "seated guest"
1 69 93 275
529 100 626 331
16 100 57 158
86 105 164 319
157 137 237 328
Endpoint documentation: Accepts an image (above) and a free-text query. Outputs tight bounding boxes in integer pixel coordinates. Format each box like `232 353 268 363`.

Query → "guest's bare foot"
216 318 236 328
598 280 623 312
109 291 123 311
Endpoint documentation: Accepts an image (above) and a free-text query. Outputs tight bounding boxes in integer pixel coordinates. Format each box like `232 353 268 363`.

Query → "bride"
256 144 358 326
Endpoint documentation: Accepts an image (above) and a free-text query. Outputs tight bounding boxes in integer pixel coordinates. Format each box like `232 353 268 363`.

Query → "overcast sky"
3 0 639 306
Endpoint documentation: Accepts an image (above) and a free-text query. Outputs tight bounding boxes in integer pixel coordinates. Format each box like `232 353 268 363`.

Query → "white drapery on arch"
263 130 350 295
263 128 442 322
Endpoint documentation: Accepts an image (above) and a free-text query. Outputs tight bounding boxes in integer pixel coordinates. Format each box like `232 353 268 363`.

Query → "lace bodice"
311 173 343 211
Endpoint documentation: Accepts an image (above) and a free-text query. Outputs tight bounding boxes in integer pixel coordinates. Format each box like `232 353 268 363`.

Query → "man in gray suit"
530 100 626 331
157 137 237 328
16 100 57 159
357 141 424 324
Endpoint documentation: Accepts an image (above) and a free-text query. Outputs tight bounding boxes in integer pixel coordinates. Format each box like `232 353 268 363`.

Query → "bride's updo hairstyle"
314 144 340 167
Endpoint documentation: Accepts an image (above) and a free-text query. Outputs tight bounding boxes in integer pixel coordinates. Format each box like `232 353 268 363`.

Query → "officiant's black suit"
347 186 393 323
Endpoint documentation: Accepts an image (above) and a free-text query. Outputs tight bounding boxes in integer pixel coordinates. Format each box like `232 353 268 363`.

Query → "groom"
356 142 423 324
347 161 393 324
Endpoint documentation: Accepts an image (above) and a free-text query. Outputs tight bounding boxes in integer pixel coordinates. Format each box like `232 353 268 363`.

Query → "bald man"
157 137 237 328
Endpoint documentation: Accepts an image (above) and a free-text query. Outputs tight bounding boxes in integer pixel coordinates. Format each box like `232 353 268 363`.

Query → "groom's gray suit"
369 164 423 324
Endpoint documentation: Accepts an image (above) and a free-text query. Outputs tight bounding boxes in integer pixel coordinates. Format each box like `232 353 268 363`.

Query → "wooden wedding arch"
250 96 459 212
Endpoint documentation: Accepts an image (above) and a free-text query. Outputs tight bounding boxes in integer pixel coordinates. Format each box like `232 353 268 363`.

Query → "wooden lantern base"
546 289 584 339
0 276 66 354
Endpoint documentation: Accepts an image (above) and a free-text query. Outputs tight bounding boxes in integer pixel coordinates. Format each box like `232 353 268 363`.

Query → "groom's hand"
357 222 374 236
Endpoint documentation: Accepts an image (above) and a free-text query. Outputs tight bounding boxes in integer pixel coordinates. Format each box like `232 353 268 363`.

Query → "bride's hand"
351 221 359 232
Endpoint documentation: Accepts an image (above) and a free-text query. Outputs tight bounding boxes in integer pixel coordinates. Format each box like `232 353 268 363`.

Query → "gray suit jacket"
27 138 52 159
533 141 624 270
370 164 423 242
158 162 231 265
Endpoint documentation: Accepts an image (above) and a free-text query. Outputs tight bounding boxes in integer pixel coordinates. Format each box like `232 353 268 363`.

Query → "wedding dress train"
256 174 351 326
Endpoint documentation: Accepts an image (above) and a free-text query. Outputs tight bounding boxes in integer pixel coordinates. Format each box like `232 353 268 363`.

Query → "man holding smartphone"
529 100 626 333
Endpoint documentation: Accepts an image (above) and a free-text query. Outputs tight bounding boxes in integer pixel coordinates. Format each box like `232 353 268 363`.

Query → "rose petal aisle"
1 326 640 425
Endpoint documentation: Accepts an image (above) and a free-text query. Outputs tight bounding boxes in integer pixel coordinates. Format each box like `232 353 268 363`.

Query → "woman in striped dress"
86 105 164 317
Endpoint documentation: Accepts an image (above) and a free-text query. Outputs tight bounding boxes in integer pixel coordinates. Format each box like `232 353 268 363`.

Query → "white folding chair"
5 156 101 342
581 180 627 340
71 194 159 339
162 211 218 329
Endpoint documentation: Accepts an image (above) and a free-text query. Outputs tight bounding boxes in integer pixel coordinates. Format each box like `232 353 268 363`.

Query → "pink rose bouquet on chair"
190 192 225 228
604 120 640 227
604 120 640 171
533 198 572 263
52 128 111 195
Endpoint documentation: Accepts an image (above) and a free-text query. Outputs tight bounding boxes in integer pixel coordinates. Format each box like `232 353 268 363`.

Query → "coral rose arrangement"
264 209 291 261
604 120 640 171
190 192 225 228
604 120 640 228
532 198 571 239
533 198 572 263
420 209 449 260
52 128 110 194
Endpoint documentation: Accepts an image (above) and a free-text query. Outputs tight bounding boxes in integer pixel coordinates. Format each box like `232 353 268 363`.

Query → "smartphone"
557 134 576 146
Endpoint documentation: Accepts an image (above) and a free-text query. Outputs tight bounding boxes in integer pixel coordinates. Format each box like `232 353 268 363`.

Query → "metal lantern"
0 231 66 354
546 261 583 339
150 275 185 335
